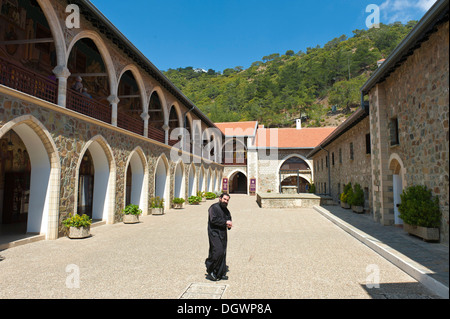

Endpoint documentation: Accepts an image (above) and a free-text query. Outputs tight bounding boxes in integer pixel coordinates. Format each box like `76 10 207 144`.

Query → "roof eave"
78 0 218 129
361 0 449 95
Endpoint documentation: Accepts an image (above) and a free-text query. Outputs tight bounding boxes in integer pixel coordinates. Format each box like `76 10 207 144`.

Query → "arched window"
66 38 111 123
0 0 59 103
117 70 144 135
148 92 165 143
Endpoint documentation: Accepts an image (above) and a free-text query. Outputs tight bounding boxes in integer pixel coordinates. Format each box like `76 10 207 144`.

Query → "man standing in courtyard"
205 193 232 281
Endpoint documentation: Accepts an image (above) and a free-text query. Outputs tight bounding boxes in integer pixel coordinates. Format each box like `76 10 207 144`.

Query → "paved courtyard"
0 195 443 299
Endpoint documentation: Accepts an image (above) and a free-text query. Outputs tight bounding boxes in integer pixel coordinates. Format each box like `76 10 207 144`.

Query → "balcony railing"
67 90 112 124
0 58 198 148
117 111 144 135
0 57 57 104
148 126 165 144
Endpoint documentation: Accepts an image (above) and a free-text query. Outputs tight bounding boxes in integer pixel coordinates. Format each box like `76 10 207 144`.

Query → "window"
326 155 328 168
332 152 335 166
350 142 354 160
390 118 400 146
339 148 342 164
365 134 371 155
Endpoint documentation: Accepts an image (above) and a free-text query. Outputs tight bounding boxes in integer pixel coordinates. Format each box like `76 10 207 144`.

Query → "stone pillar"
107 95 120 126
141 112 150 138
370 83 394 226
52 66 70 108
163 124 170 145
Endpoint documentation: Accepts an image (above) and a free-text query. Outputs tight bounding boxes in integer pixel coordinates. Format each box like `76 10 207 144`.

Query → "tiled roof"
254 127 337 148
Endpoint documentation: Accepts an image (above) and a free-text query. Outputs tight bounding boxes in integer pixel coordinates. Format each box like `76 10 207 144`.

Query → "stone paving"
0 195 447 299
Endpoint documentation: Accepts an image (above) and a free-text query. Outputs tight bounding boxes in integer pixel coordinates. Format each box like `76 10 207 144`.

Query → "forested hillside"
164 22 417 128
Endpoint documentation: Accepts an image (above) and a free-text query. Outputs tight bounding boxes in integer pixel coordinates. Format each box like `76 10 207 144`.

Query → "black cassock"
205 202 232 278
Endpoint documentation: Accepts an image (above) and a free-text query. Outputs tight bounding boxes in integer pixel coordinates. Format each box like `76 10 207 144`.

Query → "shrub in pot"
340 183 352 209
205 192 216 200
122 204 142 224
150 197 165 215
198 191 206 202
172 197 185 209
188 196 202 205
62 214 92 239
350 183 365 214
399 185 441 241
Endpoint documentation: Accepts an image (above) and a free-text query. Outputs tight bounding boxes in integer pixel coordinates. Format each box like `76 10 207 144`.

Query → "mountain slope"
164 21 417 128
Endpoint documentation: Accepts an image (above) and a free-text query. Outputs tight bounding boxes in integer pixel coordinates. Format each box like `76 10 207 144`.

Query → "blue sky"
89 0 437 72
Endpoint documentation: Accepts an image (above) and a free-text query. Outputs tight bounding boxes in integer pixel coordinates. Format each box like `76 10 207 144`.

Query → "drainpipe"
320 145 331 197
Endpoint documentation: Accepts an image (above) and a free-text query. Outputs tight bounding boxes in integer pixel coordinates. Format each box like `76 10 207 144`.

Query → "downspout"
320 145 331 197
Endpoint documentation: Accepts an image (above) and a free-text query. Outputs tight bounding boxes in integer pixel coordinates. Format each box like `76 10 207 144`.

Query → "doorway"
230 172 247 194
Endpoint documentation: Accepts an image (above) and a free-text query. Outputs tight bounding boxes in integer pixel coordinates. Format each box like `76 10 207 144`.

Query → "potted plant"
205 192 216 200
340 183 352 209
150 196 165 215
172 197 185 209
399 185 441 242
350 183 365 214
188 195 202 205
198 191 206 202
122 204 142 224
62 214 92 239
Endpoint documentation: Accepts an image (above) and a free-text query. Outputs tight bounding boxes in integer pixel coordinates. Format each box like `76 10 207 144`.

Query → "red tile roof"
254 127 337 148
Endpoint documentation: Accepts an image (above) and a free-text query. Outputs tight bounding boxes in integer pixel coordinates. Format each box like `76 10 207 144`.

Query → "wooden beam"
71 73 108 77
0 38 54 45
118 95 141 98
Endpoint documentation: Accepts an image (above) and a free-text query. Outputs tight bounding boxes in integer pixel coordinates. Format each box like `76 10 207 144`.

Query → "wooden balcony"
117 111 144 135
148 126 165 144
67 90 112 124
0 57 57 104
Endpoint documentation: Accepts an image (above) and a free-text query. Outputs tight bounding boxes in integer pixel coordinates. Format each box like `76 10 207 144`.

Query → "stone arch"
154 154 170 206
75 135 116 224
389 153 407 225
0 115 61 240
66 30 118 93
124 147 148 215
198 165 206 193
188 164 197 197
117 64 148 113
168 103 183 145
173 160 186 200
150 87 169 127
37 0 66 66
192 119 203 158
228 169 248 194
277 154 313 193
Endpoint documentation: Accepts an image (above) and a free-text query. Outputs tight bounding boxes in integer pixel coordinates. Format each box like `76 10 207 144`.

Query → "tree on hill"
164 21 417 127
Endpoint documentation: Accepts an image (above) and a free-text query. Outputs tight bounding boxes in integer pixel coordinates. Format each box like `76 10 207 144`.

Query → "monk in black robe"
205 193 232 281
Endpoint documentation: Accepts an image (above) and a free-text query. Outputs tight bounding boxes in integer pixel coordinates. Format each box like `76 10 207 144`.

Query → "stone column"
370 83 394 226
107 95 120 126
52 66 71 108
141 112 150 138
163 124 170 145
